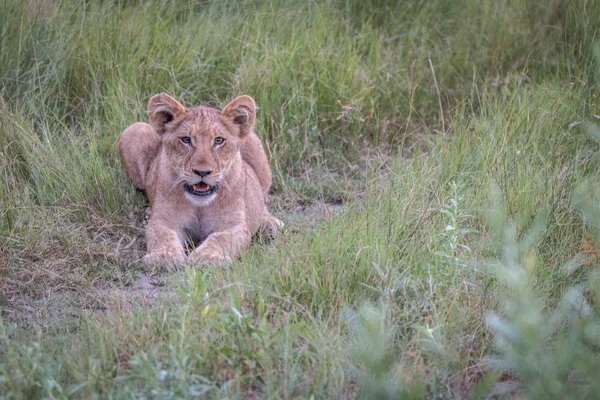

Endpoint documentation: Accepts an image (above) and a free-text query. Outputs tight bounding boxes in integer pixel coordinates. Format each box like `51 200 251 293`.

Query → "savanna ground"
1 0 600 398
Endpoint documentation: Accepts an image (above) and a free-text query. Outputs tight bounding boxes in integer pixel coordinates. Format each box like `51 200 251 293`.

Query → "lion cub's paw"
143 251 186 268
188 248 233 266
260 215 284 241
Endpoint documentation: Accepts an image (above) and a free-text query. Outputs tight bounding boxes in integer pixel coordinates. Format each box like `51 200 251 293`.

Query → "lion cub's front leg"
188 225 251 265
143 216 186 267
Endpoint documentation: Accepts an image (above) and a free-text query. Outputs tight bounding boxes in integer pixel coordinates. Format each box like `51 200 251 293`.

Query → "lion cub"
119 93 282 265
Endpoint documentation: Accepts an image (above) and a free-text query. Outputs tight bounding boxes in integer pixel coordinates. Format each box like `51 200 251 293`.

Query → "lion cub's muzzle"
183 169 219 196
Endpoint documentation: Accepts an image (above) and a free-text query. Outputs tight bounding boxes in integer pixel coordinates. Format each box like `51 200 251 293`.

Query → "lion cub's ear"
147 93 187 135
222 95 256 137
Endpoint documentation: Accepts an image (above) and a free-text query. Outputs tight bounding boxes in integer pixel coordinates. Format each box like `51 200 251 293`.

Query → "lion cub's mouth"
184 182 218 197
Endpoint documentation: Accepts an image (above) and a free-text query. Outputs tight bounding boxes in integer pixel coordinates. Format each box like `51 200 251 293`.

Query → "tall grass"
1 0 600 398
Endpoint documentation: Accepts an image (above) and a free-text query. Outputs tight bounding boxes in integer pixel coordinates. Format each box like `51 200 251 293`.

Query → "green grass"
1 0 600 398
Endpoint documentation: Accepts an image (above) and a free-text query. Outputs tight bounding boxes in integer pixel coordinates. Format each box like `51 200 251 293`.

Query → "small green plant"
0 325 89 398
485 183 600 398
345 303 425 399
435 181 476 269
217 287 269 379
177 266 212 312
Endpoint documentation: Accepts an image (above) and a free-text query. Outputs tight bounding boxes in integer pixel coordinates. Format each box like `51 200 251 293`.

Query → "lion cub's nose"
193 169 212 177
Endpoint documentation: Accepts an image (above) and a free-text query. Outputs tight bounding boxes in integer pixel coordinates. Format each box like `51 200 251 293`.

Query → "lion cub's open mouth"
184 182 218 197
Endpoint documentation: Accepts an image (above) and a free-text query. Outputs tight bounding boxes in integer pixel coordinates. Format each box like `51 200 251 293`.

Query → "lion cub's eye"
180 136 192 145
213 137 226 147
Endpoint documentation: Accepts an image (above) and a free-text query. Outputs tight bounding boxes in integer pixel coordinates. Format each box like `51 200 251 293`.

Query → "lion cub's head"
147 93 256 206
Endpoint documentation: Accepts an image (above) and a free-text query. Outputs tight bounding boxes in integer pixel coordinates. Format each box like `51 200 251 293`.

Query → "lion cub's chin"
184 192 217 207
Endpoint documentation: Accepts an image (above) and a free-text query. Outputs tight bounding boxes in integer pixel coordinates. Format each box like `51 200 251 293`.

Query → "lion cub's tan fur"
119 93 282 265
